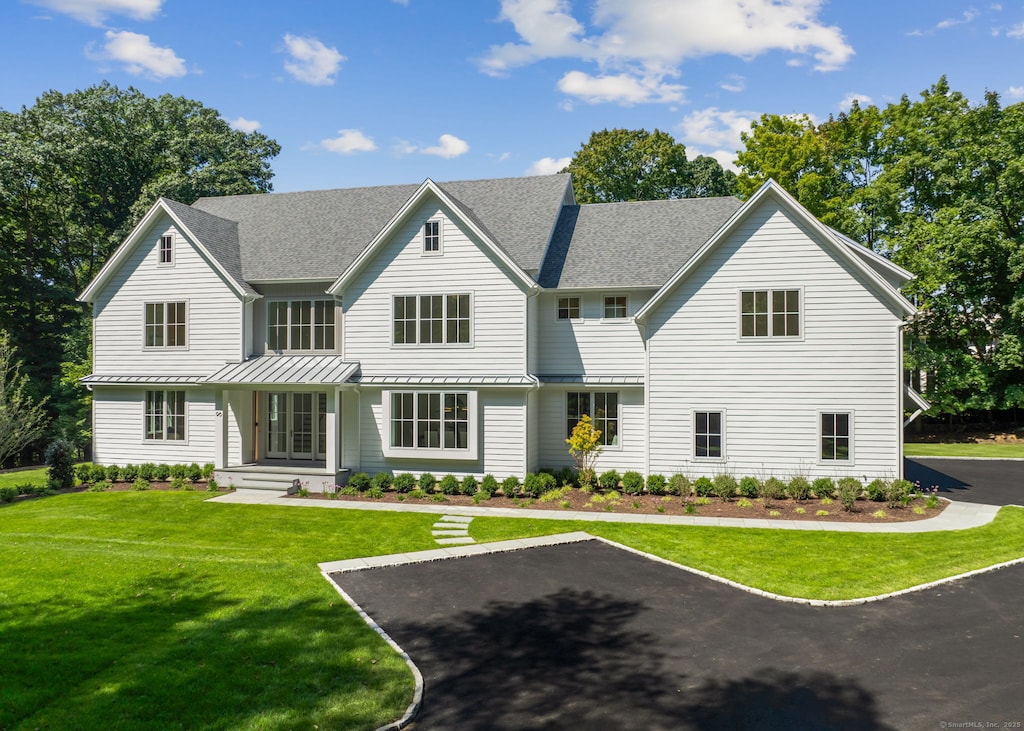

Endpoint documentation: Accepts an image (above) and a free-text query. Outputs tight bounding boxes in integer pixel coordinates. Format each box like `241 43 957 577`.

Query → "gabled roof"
539 196 743 288
79 198 257 303
635 180 917 322
191 174 572 282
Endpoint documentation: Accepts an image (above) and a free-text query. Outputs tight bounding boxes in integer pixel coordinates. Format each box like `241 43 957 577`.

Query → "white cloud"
481 0 853 105
93 30 185 78
229 117 261 133
1008 22 1024 38
283 34 344 86
320 129 377 154
421 134 470 158
526 156 571 175
838 92 873 109
719 74 745 93
678 107 757 172
28 0 160 25
937 9 979 29
1008 85 1024 99
557 70 685 104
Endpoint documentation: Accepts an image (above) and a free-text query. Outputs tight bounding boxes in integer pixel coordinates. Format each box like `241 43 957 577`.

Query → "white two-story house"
79 174 928 489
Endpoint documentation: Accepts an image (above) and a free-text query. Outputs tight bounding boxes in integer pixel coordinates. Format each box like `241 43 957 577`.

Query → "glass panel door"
265 391 327 461
291 393 313 459
267 392 289 458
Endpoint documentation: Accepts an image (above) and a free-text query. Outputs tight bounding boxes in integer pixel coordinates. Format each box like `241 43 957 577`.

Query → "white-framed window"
694 410 724 459
423 219 442 255
567 391 619 447
383 390 478 459
145 390 185 441
557 296 581 320
159 234 174 265
740 289 800 337
392 294 472 346
144 302 187 348
267 299 336 351
820 412 852 461
603 295 628 319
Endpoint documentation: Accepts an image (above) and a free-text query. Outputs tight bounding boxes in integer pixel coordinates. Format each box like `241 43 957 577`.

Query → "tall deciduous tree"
563 128 737 203
0 331 49 466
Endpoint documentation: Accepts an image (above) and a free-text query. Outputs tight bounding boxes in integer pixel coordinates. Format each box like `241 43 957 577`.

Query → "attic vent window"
159 234 173 265
423 220 442 254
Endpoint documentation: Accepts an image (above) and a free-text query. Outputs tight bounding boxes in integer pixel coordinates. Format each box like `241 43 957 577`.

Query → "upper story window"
392 294 471 346
159 234 174 265
741 289 800 337
567 391 619 447
557 296 580 320
145 302 186 348
268 299 336 351
423 220 442 254
603 295 628 319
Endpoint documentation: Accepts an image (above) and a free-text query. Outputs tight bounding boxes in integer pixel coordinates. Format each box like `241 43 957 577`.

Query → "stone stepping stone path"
432 515 474 545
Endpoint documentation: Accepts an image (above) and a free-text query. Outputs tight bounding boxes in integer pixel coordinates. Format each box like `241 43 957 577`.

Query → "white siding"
92 217 243 375
92 386 217 465
341 201 529 376
225 389 252 465
646 200 903 481
536 386 645 473
535 291 650 376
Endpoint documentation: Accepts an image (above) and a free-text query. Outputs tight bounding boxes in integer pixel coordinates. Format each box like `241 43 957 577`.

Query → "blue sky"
5 0 1024 194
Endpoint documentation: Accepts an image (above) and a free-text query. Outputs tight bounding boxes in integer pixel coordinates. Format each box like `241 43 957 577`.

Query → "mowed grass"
0 466 49 488
904 442 1024 458
0 491 439 731
469 507 1024 600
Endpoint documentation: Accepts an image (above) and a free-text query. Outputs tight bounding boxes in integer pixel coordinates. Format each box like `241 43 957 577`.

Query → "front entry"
265 391 328 461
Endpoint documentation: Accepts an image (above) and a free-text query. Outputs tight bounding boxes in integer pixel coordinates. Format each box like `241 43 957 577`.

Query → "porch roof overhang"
203 355 359 386
538 374 645 386
356 374 537 387
81 374 207 385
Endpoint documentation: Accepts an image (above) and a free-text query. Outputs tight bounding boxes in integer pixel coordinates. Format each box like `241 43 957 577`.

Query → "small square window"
603 296 627 319
159 234 173 265
423 220 441 254
557 296 580 320
821 412 851 461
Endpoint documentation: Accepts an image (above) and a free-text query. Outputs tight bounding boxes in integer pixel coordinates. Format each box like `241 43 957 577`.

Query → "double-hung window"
423 220 441 254
741 289 800 337
821 412 851 461
145 390 185 441
387 390 474 457
267 300 335 351
159 234 173 265
694 411 724 459
145 302 186 348
567 391 619 446
392 294 471 345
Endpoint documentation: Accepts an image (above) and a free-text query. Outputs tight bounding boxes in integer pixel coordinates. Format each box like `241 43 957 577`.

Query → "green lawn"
0 466 49 488
904 442 1024 458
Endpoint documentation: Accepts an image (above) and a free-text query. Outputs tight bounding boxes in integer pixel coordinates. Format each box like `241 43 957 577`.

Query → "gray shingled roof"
189 174 571 282
538 196 743 288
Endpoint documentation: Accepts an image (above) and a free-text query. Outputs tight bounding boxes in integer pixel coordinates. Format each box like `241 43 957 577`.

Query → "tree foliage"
737 77 1024 417
0 331 50 466
563 128 737 203
566 414 602 488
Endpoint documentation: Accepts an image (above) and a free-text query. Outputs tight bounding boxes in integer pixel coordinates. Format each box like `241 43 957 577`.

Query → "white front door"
265 392 326 461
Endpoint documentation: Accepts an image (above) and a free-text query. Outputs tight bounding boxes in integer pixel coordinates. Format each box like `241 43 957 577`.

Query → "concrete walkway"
208 489 1003 533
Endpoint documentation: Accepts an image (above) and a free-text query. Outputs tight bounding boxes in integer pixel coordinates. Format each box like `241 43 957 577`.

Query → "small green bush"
170 476 188 490
885 478 913 508
89 463 109 483
480 474 499 494
393 473 417 493
17 483 35 495
693 476 715 498
811 477 835 499
75 463 94 484
132 478 151 491
646 473 667 495
522 473 545 498
556 466 578 487
348 472 371 491
501 475 521 497
371 472 393 491
408 489 426 500
202 463 215 479
738 476 760 498
418 472 436 493
787 476 811 501
460 475 478 496
186 463 203 482
621 471 644 495
439 474 460 495
154 463 171 481
89 480 112 493
760 477 786 507
713 474 737 502
365 486 385 499
598 470 621 490
866 478 888 502
206 478 219 492
121 464 139 481
169 464 187 480
105 464 122 482
836 477 863 512
46 440 77 489
668 474 691 497
138 463 157 481
473 489 492 504
0 486 16 503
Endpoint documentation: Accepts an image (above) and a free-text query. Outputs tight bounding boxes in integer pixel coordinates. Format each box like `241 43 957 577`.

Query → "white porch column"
214 389 228 469
326 388 339 477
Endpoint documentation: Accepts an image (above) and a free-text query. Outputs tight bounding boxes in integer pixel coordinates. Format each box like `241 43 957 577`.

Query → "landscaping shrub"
598 470 621 491
202 463 215 479
472 489 492 504
480 474 499 494
0 486 16 503
206 478 219 492
393 473 417 493
460 474 478 495
760 477 786 507
105 464 122 482
121 464 139 481
154 463 171 481
438 474 460 495
713 474 737 502
621 471 644 495
693 476 715 498
170 477 188 490
811 477 835 499
138 463 157 481
187 463 203 482
348 472 371 492
501 475 520 498
371 472 393 491
45 439 77 489
885 478 913 508
866 478 888 502
668 473 691 497
89 480 111 493
89 463 108 483
132 478 151 491
418 472 436 493
17 483 35 495
556 466 578 487
75 463 95 484
365 486 385 499
170 464 188 480
522 473 545 498
738 476 760 498
787 476 811 502
646 473 667 495
836 477 863 512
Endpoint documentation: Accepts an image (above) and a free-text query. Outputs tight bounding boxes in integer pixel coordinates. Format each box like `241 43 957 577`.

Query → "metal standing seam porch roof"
203 355 359 386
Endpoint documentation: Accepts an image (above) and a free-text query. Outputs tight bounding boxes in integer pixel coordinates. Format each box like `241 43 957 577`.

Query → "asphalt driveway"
905 457 1024 506
333 540 1024 730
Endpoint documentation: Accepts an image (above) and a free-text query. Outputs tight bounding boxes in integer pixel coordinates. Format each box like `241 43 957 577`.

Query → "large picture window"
389 391 471 452
741 289 800 337
392 294 471 345
694 411 723 459
821 412 851 461
566 391 619 446
145 302 186 348
267 299 335 351
145 390 185 441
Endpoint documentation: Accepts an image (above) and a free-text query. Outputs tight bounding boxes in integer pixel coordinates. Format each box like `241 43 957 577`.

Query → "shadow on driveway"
334 541 1023 730
905 457 1024 505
